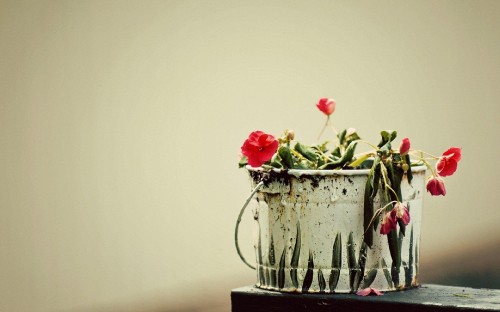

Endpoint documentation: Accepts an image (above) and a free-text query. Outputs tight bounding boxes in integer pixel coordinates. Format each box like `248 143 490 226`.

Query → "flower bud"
286 129 295 141
426 177 446 196
402 163 409 172
399 137 410 156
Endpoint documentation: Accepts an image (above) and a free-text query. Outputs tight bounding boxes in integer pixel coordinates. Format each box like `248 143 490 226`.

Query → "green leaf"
265 268 270 286
268 233 275 266
238 156 248 168
302 251 314 292
377 130 398 151
349 153 371 168
347 232 358 292
387 158 404 203
319 141 358 169
294 142 318 162
270 269 277 288
403 261 410 288
270 153 283 168
331 233 342 268
290 221 301 268
354 242 368 291
405 154 413 184
363 157 381 246
290 268 298 288
345 130 361 146
387 230 400 287
290 221 302 288
329 233 342 292
318 269 326 293
381 258 393 288
405 226 414 287
338 129 347 145
278 248 286 289
278 146 295 169
257 226 265 285
331 146 341 158
360 269 378 289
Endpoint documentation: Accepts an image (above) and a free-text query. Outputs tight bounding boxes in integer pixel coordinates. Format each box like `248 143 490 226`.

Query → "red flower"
356 287 383 296
436 147 462 177
394 202 410 225
380 202 410 235
380 210 397 235
316 98 336 116
399 137 410 156
241 131 279 168
426 177 446 196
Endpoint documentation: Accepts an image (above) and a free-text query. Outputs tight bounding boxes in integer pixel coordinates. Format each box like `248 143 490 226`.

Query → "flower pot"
236 166 426 293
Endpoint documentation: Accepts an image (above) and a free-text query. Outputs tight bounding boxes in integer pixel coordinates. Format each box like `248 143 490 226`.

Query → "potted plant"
235 98 461 295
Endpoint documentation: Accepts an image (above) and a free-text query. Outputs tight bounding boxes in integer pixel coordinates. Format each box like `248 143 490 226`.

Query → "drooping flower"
380 202 410 235
436 147 462 177
241 131 279 168
426 177 447 196
380 210 397 235
316 98 336 116
394 202 410 225
399 137 410 156
356 287 383 296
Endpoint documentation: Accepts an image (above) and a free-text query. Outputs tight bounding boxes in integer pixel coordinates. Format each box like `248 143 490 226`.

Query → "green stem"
349 152 373 168
410 150 440 160
358 140 379 150
363 201 397 236
317 116 330 140
380 162 400 203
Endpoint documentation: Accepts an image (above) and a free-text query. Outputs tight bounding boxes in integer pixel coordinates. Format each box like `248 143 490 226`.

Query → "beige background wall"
1 1 499 311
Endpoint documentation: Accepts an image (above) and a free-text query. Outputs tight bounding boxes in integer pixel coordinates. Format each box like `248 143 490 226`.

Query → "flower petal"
442 147 462 162
436 157 458 177
426 177 447 196
356 287 383 296
241 131 279 168
399 138 410 155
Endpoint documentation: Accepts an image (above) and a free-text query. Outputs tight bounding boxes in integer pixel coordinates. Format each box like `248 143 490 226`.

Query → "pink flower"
399 137 410 156
394 202 410 225
316 98 336 116
380 210 397 235
436 147 462 177
380 202 410 235
426 177 447 196
241 131 279 168
356 287 383 296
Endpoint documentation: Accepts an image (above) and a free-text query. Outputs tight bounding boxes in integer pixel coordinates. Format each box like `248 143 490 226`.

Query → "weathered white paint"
247 166 426 293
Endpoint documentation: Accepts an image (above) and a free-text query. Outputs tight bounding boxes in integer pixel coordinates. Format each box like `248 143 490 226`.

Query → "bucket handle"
234 181 264 270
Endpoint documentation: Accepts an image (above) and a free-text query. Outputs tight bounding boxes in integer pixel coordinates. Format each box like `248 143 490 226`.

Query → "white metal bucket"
236 166 426 293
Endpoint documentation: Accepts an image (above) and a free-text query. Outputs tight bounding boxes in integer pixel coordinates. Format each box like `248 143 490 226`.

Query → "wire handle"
234 181 264 270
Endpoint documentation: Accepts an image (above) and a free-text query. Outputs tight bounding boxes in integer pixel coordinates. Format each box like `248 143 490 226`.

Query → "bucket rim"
246 165 427 177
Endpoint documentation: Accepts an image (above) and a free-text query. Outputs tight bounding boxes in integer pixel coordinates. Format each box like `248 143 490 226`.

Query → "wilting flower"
356 287 383 296
380 210 397 235
241 131 279 167
316 98 336 116
394 202 410 225
436 147 462 177
380 202 410 235
399 137 410 155
426 177 446 196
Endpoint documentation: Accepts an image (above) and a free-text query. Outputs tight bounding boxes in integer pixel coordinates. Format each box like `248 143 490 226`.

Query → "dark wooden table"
231 284 500 312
